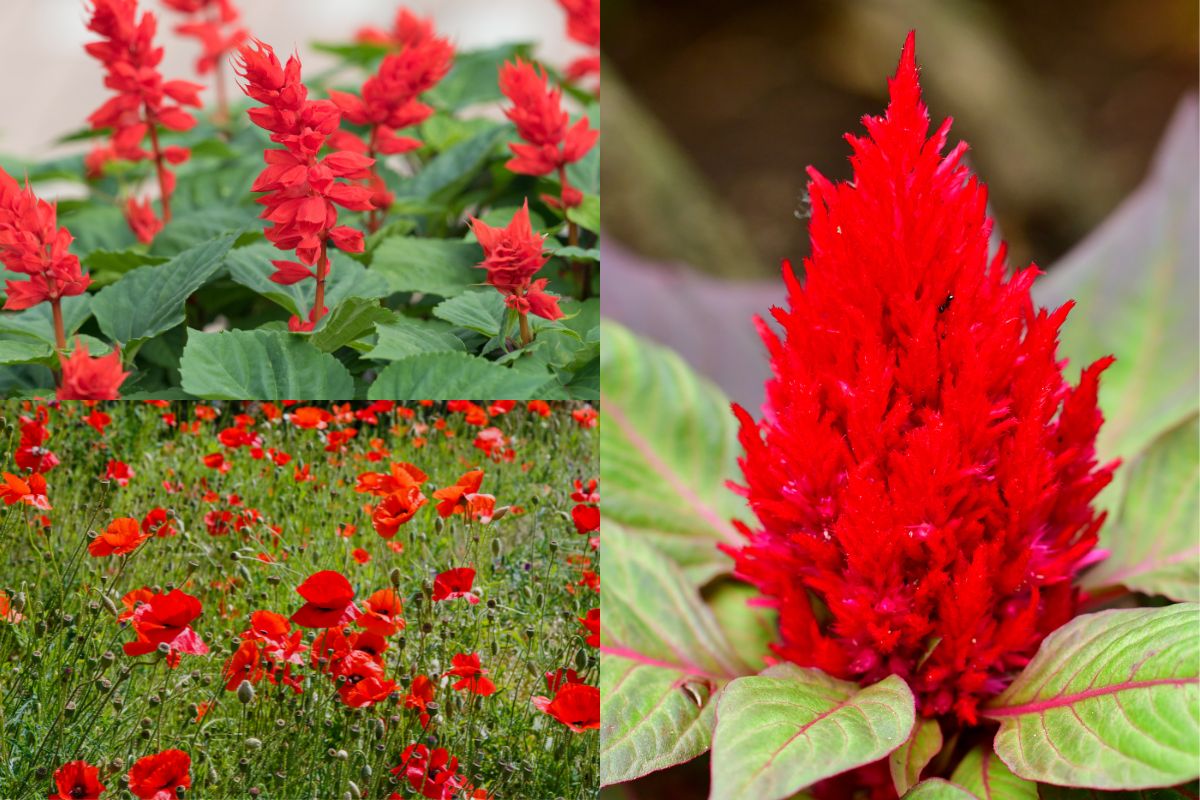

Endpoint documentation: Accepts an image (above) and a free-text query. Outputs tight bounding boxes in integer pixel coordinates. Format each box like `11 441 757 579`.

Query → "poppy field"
0 400 600 799
0 0 600 400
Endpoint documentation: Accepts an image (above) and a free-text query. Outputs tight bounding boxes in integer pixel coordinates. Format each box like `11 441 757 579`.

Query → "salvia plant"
0 0 600 400
0 400 600 799
598 33 1199 800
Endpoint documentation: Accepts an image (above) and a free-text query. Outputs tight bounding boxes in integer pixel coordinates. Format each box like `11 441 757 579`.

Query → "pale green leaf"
890 718 943 796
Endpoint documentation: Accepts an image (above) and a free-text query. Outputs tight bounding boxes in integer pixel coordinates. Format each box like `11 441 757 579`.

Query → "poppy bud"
549 540 559 553
575 649 589 670
140 716 153 729
230 551 241 561
245 737 262 750
149 694 162 706
335 749 349 761
360 764 372 779
156 642 171 656
237 680 255 704
491 506 510 522
389 567 402 587
267 574 281 585
101 593 119 616
13 592 26 614
64 701 76 718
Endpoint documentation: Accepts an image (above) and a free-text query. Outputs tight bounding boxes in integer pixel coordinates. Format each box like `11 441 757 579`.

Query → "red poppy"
83 408 112 433
104 459 134 486
0 591 24 624
571 407 598 428
0 472 50 510
358 588 405 636
89 517 149 557
141 507 177 538
545 667 583 693
431 567 478 604
356 461 426 496
223 639 263 691
579 608 599 647
432 470 486 518
393 744 464 800
352 547 371 564
128 749 191 800
118 587 155 622
404 673 435 727
334 650 397 708
532 682 600 732
123 589 208 663
49 760 105 800
371 486 427 537
446 652 496 696
290 570 359 628
526 400 552 417
288 406 334 430
571 504 599 534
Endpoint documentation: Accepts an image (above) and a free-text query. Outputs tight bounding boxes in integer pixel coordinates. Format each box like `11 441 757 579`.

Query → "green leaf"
984 603 1200 789
59 204 136 253
889 719 943 796
81 249 169 274
148 206 257 256
1038 782 1200 799
0 294 91 346
427 43 530 110
179 328 355 399
903 780 979 799
710 664 915 800
600 523 751 786
366 352 555 399
395 126 505 202
226 242 389 317
600 320 746 585
947 745 1037 799
706 579 776 672
363 317 465 361
566 194 600 234
309 297 396 353
371 237 482 298
433 290 504 337
1082 414 1199 601
92 236 234 346
310 41 391 66
0 332 53 365
552 246 601 262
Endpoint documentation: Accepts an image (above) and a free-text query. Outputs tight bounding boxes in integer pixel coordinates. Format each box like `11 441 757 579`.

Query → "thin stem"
367 127 382 234
559 167 591 300
49 297 65 352
312 239 329 325
518 310 532 346
146 121 172 222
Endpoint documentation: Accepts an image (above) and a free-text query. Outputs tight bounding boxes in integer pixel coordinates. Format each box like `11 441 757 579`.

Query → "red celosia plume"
727 33 1117 726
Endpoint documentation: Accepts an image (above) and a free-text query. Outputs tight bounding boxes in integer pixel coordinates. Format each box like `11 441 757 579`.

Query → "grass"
0 401 599 799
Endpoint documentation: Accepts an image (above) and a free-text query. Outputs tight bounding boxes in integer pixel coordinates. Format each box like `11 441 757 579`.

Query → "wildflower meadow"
0 400 600 799
0 0 600 400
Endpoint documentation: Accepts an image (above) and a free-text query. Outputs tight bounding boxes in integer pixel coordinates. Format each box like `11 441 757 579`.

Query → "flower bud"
237 680 255 704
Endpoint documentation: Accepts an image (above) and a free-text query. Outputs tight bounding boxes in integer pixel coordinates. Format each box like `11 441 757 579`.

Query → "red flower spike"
728 33 1117 729
57 340 129 401
50 760 105 800
128 749 190 800
160 0 247 123
290 569 359 628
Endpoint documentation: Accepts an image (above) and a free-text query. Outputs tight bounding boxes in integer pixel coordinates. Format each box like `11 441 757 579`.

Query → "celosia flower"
498 58 598 208
0 170 90 331
290 569 359 628
235 40 373 331
432 567 478 604
531 682 600 732
85 0 203 230
89 517 148 557
470 201 564 333
728 33 1116 726
128 749 190 800
446 652 496 696
123 589 208 666
392 744 464 800
58 340 129 400
49 760 105 800
0 472 50 510
358 588 405 636
556 0 600 83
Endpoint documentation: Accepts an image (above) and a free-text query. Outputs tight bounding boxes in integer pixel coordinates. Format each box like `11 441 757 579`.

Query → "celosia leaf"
706 581 777 671
0 294 91 346
889 718 943 796
600 523 751 786
179 329 355 400
600 321 746 585
984 603 1200 789
946 744 1037 799
309 298 396 353
903 780 980 799
366 352 557 400
1036 98 1198 470
1037 782 1200 799
709 664 915 800
363 318 465 361
371 237 482 298
1082 414 1199 601
226 242 389 318
92 236 234 346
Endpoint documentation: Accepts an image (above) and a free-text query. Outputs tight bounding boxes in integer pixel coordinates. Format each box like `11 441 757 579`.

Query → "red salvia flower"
128 749 190 800
89 517 148 557
446 652 496 696
57 338 129 400
84 0 203 231
234 40 374 332
124 197 164 244
431 567 478 604
159 0 248 122
290 569 359 628
531 682 600 732
728 33 1117 727
556 0 600 84
50 760 105 800
498 58 598 208
354 8 439 50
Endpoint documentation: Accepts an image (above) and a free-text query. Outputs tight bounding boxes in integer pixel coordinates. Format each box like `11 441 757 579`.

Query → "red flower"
432 469 491 518
290 570 359 628
124 197 163 244
235 40 372 330
50 760 105 800
85 0 202 226
570 478 599 504
571 504 600 534
393 744 464 800
352 547 371 564
123 589 208 663
358 588 405 636
371 488 427 537
404 673 435 727
527 399 552 417
128 749 190 800
288 406 333 429
0 591 23 624
354 8 438 49
579 608 599 647
89 517 148 557
160 0 247 78
357 461 427 496
544 667 583 693
57 341 129 400
446 652 496 696
16 410 58 473
728 33 1116 725
83 408 112 433
222 639 263 691
571 406 598 428
498 58 598 207
531 682 600 732
0 472 50 510
431 567 478 604
104 459 134 486
333 650 397 708
469 201 563 322
141 507 177 538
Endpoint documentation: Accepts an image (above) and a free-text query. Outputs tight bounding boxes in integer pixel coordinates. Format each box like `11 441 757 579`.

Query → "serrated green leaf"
148 206 257 256
600 523 751 786
226 242 390 317
433 290 504 337
59 204 135 253
179 328 355 400
427 43 531 110
92 236 234 346
309 297 396 353
566 194 600 234
371 237 482 297
395 126 505 202
552 246 600 262
0 332 52 365
366 352 554 399
362 317 465 361
600 320 746 585
711 665 915 800
0 294 91 346
81 249 169 274
1083 414 1199 601
984 603 1200 789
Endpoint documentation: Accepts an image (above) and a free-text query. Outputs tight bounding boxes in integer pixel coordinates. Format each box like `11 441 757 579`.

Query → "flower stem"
518 310 532 346
50 297 66 352
313 240 329 325
146 121 172 222
559 167 591 300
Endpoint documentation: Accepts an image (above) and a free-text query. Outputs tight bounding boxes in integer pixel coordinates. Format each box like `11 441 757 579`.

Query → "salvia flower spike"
728 32 1118 726
160 0 250 123
234 39 374 332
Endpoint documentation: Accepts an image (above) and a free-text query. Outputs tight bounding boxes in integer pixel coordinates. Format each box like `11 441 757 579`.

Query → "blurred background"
601 0 1199 408
0 0 585 157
